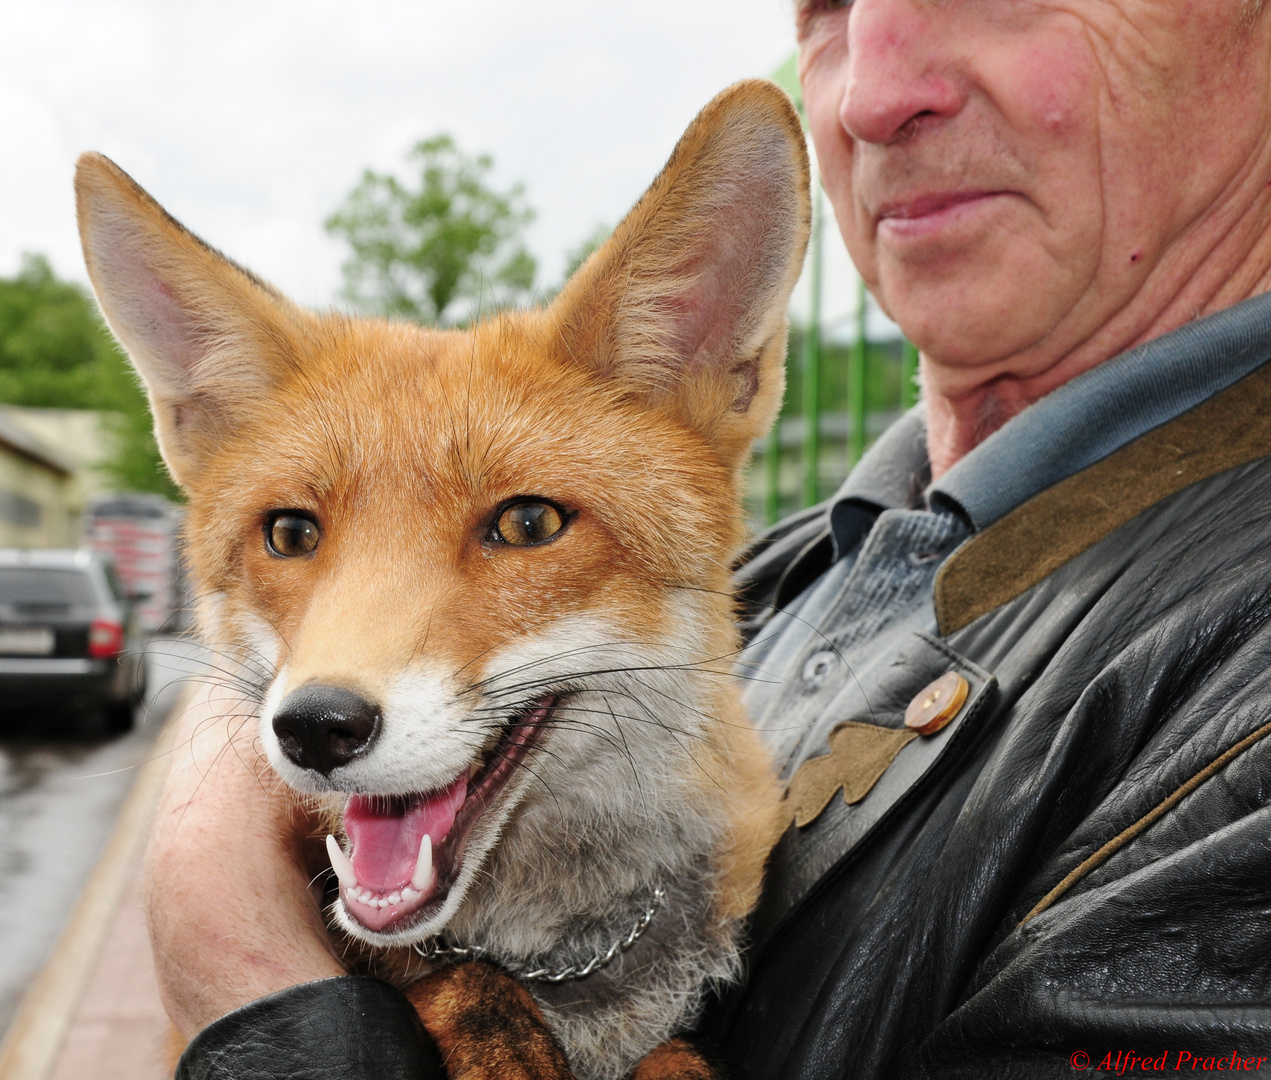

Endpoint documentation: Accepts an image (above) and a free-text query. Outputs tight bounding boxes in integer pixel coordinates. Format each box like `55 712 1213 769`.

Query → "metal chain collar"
412 885 666 984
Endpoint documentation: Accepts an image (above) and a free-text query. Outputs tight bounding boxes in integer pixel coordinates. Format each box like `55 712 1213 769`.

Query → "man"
153 0 1271 1076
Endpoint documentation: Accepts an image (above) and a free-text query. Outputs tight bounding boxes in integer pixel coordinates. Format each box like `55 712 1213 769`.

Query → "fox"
75 81 810 1080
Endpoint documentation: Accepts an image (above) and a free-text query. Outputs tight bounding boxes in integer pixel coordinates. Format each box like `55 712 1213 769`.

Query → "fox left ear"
75 152 317 489
552 80 811 467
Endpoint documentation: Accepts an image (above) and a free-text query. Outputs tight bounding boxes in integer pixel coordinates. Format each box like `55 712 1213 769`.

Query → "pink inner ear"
90 217 208 392
660 218 766 376
134 256 204 381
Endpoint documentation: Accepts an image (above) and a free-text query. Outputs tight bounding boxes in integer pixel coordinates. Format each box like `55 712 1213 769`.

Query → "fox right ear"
75 153 315 488
550 80 810 470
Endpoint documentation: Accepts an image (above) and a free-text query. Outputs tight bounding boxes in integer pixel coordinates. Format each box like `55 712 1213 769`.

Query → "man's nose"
272 685 382 775
839 0 964 146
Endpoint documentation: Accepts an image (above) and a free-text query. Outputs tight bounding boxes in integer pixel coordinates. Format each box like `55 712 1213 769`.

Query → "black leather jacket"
180 362 1271 1079
701 361 1271 1079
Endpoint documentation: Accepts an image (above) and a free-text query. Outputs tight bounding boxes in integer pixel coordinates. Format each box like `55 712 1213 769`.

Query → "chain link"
412 885 666 983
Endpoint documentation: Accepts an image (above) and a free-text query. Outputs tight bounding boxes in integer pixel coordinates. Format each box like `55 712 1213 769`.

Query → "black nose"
271 685 382 775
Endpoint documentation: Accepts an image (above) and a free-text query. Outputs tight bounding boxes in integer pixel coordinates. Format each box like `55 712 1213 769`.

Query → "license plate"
0 627 55 655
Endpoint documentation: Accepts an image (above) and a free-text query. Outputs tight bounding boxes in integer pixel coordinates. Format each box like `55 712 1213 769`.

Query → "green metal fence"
747 316 920 529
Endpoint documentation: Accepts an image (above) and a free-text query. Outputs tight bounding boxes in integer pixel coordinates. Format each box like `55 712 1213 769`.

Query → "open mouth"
325 694 557 934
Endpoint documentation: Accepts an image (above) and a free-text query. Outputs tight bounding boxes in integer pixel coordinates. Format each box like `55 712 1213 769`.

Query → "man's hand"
144 680 344 1037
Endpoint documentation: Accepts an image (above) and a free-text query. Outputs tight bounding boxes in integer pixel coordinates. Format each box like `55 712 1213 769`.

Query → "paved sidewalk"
0 722 177 1080
46 866 174 1080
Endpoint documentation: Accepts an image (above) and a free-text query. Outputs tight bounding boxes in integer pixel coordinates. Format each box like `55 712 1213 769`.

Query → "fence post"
902 339 920 409
848 276 867 467
763 414 781 525
801 184 823 508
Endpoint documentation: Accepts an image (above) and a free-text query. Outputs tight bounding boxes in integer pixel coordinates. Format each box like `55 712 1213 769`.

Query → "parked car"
0 549 146 733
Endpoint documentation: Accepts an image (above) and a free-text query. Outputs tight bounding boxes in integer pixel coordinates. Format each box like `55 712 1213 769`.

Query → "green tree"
326 135 537 324
0 254 178 500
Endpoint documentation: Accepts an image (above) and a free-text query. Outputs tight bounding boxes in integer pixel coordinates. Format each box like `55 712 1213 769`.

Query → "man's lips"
324 694 557 934
875 190 1010 236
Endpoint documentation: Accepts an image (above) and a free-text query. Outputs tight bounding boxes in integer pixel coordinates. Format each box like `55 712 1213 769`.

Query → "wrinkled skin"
151 0 1271 1042
798 0 1271 474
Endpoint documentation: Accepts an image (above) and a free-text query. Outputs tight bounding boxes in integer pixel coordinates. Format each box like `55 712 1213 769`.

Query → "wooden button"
904 671 968 736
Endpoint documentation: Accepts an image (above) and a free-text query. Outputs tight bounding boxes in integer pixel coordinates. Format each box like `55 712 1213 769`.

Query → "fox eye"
266 513 320 557
493 501 566 547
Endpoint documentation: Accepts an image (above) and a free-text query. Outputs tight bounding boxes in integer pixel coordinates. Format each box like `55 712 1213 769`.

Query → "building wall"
0 407 114 540
0 446 74 548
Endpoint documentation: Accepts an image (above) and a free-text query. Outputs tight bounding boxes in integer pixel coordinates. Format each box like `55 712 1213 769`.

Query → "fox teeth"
410 834 433 891
331 833 431 908
326 834 358 890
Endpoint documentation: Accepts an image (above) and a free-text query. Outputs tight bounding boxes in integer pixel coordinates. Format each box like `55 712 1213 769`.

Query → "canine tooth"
326 835 358 890
387 892 401 905
410 835 433 891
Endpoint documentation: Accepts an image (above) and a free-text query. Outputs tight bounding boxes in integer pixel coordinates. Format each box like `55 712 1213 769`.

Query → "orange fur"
407 961 575 1079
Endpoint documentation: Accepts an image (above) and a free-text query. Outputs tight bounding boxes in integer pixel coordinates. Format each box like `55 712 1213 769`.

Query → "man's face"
799 0 1271 392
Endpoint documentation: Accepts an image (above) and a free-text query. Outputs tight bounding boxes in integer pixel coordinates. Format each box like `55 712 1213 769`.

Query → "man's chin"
876 259 1081 376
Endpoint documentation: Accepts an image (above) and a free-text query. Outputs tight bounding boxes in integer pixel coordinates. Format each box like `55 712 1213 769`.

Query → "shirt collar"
828 289 1271 556
827 405 928 559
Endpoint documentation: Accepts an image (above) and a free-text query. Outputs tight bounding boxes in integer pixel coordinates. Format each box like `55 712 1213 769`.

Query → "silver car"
0 549 147 733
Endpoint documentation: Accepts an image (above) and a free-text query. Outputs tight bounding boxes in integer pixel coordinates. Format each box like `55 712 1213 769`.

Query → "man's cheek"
989 22 1097 150
833 189 883 297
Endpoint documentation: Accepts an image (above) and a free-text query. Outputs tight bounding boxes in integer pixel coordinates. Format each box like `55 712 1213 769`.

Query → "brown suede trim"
783 721 918 829
1019 718 1271 926
935 360 1271 636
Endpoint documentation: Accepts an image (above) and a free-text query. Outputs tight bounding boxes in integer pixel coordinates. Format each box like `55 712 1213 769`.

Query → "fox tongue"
343 777 467 892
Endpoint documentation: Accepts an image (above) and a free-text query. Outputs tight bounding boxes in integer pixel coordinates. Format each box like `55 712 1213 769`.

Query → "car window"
0 568 98 606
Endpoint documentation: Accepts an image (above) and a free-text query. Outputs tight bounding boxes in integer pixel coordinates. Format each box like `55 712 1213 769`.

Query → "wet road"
0 637 208 1038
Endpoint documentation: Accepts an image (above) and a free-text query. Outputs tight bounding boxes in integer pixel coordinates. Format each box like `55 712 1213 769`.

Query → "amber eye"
266 513 320 557
494 501 566 546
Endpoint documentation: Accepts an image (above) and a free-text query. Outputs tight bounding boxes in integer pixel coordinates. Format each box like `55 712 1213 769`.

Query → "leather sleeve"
175 976 445 1080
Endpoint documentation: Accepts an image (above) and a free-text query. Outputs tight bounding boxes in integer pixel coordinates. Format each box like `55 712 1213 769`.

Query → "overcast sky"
0 0 879 334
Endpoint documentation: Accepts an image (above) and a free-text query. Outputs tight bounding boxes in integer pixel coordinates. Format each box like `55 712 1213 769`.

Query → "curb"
0 720 177 1080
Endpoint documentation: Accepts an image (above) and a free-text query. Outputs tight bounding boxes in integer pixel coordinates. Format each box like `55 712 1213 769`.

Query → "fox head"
76 81 809 973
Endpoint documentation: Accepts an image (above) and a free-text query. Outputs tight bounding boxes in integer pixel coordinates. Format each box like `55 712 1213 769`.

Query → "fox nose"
272 685 382 775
